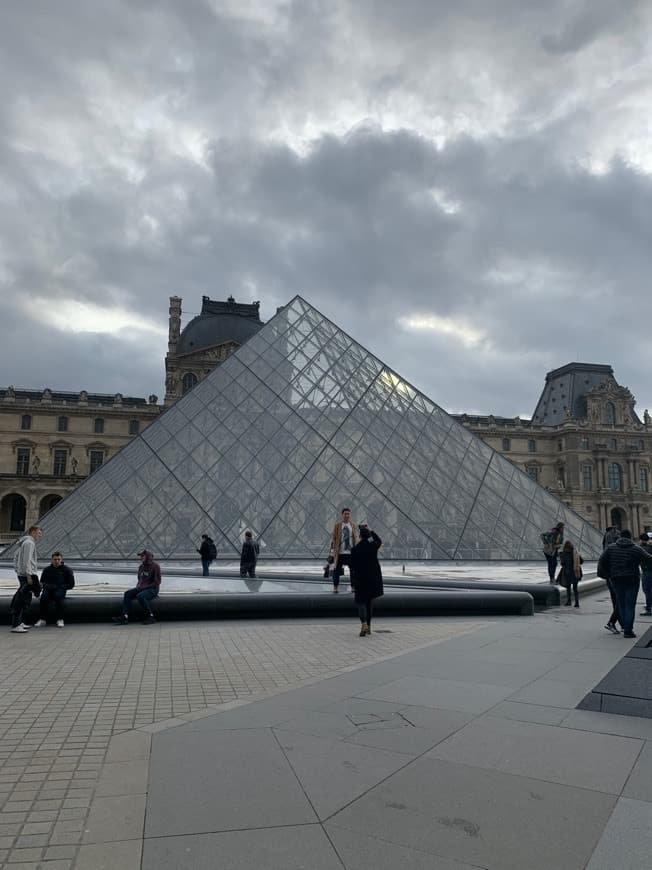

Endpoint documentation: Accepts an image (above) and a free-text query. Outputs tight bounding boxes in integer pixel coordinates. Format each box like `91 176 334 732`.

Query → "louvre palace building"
0 294 649 548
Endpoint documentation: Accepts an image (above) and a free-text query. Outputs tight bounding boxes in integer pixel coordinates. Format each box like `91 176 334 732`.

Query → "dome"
177 298 263 355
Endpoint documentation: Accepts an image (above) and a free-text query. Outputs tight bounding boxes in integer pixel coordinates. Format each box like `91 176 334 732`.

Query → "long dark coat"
350 532 384 604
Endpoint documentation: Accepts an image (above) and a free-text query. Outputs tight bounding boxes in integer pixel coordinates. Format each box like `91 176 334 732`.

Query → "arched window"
582 464 593 491
94 417 104 434
640 467 649 493
604 402 616 425
608 462 622 491
21 414 31 430
57 415 68 432
182 372 198 395
528 439 536 453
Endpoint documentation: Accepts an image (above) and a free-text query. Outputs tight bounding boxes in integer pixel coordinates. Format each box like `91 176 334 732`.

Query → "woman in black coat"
349 524 383 636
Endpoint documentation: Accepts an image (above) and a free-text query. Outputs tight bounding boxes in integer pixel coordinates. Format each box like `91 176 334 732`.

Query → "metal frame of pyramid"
5 296 605 561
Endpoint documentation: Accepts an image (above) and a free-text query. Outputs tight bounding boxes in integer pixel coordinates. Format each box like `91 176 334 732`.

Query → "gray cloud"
1 1 652 417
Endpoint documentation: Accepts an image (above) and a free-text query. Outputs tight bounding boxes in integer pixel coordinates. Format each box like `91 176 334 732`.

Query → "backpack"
540 531 556 555
207 541 217 561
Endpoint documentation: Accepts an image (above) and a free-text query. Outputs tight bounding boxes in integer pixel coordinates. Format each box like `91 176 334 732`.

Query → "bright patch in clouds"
398 315 487 347
31 299 166 338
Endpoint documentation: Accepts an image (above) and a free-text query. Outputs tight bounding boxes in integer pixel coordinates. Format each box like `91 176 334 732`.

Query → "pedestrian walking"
197 534 217 577
330 508 358 593
602 526 620 548
349 523 383 637
240 530 259 578
541 522 564 583
558 540 583 607
638 533 652 617
10 525 42 633
112 550 161 625
597 529 652 638
33 551 75 627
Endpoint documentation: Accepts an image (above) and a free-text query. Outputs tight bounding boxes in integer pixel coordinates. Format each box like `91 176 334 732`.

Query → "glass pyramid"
17 296 604 561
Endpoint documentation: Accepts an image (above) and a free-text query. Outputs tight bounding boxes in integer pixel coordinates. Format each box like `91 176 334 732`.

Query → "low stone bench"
4 587 534 623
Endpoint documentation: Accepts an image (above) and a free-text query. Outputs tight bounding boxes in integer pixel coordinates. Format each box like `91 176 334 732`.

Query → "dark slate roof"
531 363 614 425
177 296 263 355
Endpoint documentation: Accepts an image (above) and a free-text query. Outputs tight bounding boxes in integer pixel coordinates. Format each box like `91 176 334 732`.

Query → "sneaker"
639 610 652 616
141 615 156 625
624 631 637 638
574 603 579 608
604 623 619 634
112 616 128 625
10 625 29 633
56 620 64 628
332 587 339 594
18 623 31 630
33 619 47 628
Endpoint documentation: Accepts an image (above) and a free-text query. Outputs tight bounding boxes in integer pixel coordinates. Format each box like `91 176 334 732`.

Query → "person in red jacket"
112 550 161 626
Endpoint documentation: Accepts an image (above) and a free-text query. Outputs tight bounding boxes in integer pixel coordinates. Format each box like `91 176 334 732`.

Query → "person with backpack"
198 534 217 577
541 522 564 583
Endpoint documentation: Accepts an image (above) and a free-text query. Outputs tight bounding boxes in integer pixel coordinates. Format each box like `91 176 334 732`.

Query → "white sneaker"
56 620 64 628
19 623 31 630
33 619 47 628
11 625 29 633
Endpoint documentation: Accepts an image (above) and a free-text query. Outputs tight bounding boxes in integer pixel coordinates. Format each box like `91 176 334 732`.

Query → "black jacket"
240 540 259 566
350 532 384 603
597 538 652 581
40 563 75 591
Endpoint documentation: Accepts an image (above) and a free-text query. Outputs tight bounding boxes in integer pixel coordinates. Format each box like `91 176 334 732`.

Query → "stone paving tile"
0 617 476 865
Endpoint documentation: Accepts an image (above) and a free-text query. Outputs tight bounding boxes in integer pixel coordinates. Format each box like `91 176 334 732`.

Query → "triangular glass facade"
16 297 604 561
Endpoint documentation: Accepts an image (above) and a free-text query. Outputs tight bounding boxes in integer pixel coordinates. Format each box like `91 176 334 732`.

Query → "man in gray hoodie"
11 525 42 633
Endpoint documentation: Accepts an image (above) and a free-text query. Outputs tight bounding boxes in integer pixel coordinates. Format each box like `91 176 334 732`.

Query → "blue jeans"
40 587 67 621
123 588 158 618
641 572 652 612
611 576 640 634
201 559 210 577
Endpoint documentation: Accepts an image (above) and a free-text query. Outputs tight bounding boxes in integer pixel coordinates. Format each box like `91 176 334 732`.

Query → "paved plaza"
0 588 651 868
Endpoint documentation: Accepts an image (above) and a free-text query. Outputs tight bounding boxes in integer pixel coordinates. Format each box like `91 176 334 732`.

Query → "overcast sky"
2 0 652 417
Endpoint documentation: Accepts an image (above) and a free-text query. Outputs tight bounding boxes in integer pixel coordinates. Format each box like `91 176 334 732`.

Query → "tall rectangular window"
89 450 104 473
608 462 622 491
16 448 30 476
129 419 140 435
582 464 593 491
21 414 31 430
528 439 536 453
57 416 68 432
502 437 510 451
94 417 104 434
640 467 649 493
53 449 67 476
526 466 538 482
581 436 589 450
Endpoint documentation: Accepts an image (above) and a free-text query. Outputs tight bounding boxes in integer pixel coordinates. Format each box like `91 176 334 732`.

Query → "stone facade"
454 363 652 537
0 388 160 542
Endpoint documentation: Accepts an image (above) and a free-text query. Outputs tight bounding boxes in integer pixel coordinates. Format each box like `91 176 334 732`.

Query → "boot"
359 623 369 637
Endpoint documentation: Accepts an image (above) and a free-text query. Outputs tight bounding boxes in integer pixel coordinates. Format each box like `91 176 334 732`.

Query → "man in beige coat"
330 508 358 593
